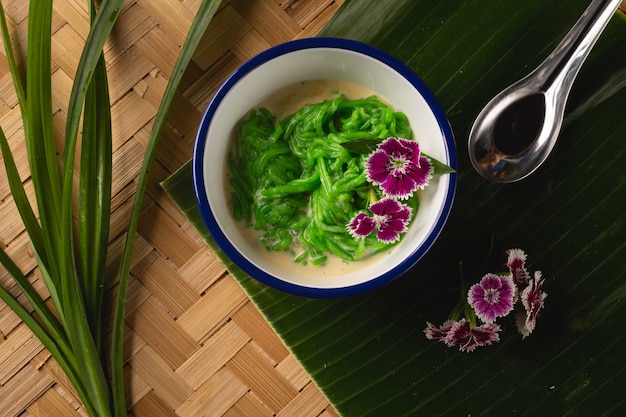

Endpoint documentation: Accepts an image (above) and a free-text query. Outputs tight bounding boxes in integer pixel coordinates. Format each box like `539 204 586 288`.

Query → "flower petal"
406 155 434 190
515 312 533 339
467 322 501 350
443 319 468 348
467 273 515 323
365 137 426 199
366 150 392 184
347 212 376 239
379 173 418 200
369 197 402 216
378 137 412 157
423 320 455 342
443 319 501 352
370 198 412 243
507 248 531 292
517 271 547 338
397 138 421 160
376 219 405 243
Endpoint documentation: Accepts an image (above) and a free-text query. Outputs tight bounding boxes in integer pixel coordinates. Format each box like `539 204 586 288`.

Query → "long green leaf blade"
78 1 113 354
0 3 26 114
0 128 67 339
24 0 63 300
0 0 67 325
57 1 125 415
110 1 222 414
0 283 97 417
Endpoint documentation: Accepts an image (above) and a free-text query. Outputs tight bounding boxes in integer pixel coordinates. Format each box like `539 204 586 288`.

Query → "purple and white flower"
516 271 548 338
365 137 433 200
424 320 456 342
347 197 412 243
467 273 515 324
443 319 501 353
424 319 501 353
370 197 412 243
424 248 548 351
507 248 531 293
347 212 377 240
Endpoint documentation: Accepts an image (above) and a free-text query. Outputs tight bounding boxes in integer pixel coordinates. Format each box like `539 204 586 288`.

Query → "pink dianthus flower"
467 274 515 324
365 137 433 200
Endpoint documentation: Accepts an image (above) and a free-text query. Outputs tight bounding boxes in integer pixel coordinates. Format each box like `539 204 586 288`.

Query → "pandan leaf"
340 137 384 153
424 153 456 175
0 0 222 415
341 138 455 174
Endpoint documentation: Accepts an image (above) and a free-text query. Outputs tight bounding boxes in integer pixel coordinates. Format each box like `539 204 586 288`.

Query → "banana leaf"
163 0 626 415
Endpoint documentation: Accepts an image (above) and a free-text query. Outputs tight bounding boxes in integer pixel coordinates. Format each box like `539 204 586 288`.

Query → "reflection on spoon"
468 0 622 183
492 94 545 157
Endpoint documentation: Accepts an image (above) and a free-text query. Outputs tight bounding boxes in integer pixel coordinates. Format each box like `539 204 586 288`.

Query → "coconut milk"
227 80 394 277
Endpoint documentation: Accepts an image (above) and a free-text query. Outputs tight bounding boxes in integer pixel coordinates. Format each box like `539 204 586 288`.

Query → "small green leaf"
340 137 383 154
340 138 455 175
423 153 456 175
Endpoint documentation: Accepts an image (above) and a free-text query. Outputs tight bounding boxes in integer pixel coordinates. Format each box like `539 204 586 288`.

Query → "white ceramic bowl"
193 38 456 297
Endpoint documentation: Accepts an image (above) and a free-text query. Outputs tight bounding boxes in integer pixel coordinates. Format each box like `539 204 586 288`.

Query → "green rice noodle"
228 94 418 265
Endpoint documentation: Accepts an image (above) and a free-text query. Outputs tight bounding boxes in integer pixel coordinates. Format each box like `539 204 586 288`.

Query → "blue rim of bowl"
192 37 457 298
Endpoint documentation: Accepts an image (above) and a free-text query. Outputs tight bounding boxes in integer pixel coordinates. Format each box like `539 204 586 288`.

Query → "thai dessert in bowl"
193 38 456 297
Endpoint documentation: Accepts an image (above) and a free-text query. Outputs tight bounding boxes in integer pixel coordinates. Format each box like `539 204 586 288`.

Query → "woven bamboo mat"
0 0 343 416
3 1 626 417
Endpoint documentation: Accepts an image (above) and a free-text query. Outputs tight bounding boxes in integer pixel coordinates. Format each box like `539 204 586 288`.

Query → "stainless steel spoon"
468 0 622 183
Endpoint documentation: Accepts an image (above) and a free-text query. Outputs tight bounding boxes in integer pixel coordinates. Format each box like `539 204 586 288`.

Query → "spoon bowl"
468 0 622 183
469 80 561 183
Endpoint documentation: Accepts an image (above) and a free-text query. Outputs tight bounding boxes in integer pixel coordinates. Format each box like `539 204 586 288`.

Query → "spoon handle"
535 0 622 94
